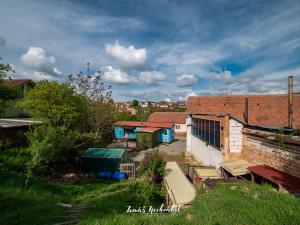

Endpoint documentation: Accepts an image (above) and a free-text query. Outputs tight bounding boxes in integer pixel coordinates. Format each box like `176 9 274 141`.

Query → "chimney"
288 76 293 128
244 97 248 124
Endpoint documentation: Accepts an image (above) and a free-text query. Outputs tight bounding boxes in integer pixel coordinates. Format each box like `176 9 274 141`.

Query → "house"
126 107 137 115
155 101 171 109
2 79 34 117
139 101 151 108
114 102 132 111
186 94 300 178
148 112 187 135
113 121 174 146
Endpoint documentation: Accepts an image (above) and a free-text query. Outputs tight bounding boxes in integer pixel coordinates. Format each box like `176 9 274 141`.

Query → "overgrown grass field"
1 148 300 225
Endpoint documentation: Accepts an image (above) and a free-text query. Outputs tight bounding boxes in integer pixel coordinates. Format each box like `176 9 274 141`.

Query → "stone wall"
241 128 300 178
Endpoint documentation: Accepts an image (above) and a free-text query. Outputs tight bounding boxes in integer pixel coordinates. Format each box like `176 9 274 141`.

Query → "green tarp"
81 148 124 172
82 148 124 159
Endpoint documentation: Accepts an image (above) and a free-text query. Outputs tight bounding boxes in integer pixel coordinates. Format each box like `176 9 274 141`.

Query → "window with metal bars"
192 117 221 150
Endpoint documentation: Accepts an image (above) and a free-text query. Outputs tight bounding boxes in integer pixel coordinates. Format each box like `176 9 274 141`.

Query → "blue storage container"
112 172 127 181
114 127 125 139
98 171 113 180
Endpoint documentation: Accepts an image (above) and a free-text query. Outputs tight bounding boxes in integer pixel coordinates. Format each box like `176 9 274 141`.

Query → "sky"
0 0 299 102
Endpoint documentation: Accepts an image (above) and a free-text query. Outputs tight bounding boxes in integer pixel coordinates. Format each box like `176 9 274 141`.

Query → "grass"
1 148 300 225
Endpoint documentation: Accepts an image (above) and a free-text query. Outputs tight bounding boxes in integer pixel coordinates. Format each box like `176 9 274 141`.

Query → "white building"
147 112 187 135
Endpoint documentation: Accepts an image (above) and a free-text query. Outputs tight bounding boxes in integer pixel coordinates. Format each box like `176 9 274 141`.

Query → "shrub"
129 180 165 207
26 125 89 177
139 150 166 184
0 148 30 173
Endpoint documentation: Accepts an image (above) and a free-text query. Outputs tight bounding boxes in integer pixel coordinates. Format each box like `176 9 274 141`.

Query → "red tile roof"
3 79 33 87
188 94 300 128
148 112 186 124
113 121 173 128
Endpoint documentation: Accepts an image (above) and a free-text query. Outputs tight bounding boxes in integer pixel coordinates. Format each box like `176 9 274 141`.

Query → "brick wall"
229 119 243 153
241 128 300 178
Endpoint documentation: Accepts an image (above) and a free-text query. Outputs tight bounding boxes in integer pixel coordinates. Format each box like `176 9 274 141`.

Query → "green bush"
0 148 30 173
139 150 166 184
129 180 165 207
26 125 89 177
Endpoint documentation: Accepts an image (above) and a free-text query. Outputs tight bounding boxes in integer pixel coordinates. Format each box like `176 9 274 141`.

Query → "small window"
163 129 168 135
175 125 180 129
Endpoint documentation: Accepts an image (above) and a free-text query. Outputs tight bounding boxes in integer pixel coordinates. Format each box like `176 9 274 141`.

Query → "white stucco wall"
175 123 187 133
186 125 192 151
229 119 243 153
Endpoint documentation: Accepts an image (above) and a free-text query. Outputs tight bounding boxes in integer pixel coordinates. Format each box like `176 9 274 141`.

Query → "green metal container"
81 148 124 172
136 130 160 149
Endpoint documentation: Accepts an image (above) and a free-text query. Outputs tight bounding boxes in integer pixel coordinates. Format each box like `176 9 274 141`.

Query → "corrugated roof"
188 94 300 128
113 121 173 128
0 118 41 128
136 127 161 133
148 112 186 124
164 162 196 205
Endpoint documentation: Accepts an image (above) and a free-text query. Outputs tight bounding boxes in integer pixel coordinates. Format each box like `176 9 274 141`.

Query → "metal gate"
120 163 136 179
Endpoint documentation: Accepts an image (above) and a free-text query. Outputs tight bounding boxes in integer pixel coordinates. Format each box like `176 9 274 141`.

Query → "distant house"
186 94 300 178
2 79 34 117
148 112 187 135
155 101 170 109
126 107 137 115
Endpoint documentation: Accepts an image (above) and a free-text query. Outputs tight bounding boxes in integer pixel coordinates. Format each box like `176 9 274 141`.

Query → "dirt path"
53 203 89 225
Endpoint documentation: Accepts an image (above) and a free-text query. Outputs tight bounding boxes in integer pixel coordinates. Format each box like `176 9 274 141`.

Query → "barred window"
192 118 221 150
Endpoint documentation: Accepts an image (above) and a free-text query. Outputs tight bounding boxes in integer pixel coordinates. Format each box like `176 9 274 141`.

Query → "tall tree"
19 81 88 130
67 69 114 143
132 99 139 107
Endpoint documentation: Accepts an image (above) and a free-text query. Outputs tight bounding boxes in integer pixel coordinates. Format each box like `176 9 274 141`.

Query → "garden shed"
136 127 160 149
81 148 124 173
113 121 174 143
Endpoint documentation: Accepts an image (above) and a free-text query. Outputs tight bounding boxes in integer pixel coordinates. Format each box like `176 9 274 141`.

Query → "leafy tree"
19 81 88 130
19 81 90 178
132 99 139 107
67 69 114 144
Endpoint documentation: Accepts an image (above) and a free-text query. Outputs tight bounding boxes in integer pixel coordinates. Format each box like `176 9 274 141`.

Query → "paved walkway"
107 136 187 164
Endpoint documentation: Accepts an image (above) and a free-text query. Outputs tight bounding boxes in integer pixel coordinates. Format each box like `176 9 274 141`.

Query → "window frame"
192 117 221 150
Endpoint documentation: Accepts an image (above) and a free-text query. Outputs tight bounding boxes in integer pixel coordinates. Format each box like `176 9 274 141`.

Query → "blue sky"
0 0 299 101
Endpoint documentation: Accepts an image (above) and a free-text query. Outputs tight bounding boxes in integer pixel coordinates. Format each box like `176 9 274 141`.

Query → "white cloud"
20 47 62 77
11 71 58 81
164 98 171 102
102 66 137 84
178 91 198 101
201 70 232 82
176 74 197 87
105 41 147 70
155 43 227 67
139 71 166 84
